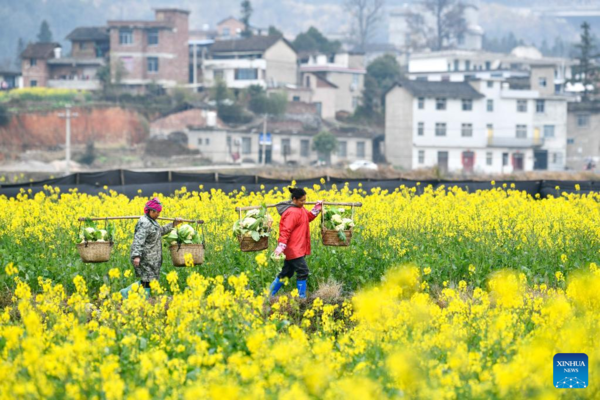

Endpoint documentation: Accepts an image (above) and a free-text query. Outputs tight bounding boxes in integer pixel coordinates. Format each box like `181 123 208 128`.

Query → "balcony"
487 137 544 148
47 79 101 90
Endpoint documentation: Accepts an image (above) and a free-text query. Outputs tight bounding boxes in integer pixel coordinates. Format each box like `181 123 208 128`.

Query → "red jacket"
278 206 317 260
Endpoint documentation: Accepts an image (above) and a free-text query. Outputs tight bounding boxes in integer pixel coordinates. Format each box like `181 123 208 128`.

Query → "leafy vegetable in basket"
165 224 203 246
77 218 114 243
233 205 273 242
323 207 355 242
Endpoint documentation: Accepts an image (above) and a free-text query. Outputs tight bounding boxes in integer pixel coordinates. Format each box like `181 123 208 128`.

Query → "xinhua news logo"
554 353 588 389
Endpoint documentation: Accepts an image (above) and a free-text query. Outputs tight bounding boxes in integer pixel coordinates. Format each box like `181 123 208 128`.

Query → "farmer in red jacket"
270 187 323 299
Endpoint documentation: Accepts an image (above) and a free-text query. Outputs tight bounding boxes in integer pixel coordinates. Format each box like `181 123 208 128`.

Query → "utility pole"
58 104 79 176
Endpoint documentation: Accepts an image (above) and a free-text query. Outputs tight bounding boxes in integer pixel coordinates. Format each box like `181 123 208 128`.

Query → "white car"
349 160 378 171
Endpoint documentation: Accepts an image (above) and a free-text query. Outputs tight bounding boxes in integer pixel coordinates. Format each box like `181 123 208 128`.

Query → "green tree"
268 26 283 37
573 22 599 99
211 79 234 107
15 38 25 70
355 54 401 122
37 20 53 43
312 131 338 165
240 0 253 38
293 27 341 54
0 104 11 127
246 85 287 115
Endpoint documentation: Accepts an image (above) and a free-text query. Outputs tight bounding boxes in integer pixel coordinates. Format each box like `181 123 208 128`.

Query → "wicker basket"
238 235 269 252
169 244 205 267
321 229 353 246
77 241 113 263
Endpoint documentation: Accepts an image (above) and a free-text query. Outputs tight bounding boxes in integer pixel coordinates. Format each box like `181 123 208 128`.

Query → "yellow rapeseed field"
0 183 599 398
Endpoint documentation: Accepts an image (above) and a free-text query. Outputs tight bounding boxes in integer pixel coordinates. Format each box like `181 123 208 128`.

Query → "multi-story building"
566 101 600 171
299 52 366 115
385 68 569 173
107 8 190 89
21 43 62 88
215 17 266 41
203 36 297 89
407 48 574 93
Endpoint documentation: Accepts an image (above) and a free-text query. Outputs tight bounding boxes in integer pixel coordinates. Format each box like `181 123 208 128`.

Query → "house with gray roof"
385 74 568 173
20 43 62 88
203 35 297 89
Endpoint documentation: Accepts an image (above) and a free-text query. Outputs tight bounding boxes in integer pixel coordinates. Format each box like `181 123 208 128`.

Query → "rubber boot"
120 281 140 300
297 280 307 299
270 277 283 296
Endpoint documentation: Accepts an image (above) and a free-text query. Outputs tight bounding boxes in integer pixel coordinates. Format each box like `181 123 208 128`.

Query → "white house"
299 52 366 115
203 36 297 89
385 72 569 173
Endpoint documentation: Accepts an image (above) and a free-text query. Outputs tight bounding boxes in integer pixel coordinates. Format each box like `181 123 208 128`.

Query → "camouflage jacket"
130 215 173 281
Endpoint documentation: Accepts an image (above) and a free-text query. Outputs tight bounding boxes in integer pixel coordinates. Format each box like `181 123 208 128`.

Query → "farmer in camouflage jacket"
120 198 182 299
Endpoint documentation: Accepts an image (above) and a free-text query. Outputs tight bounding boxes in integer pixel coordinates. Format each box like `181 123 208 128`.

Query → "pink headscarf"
144 197 163 214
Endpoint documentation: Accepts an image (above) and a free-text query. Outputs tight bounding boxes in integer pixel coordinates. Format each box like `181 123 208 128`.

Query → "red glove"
311 200 323 216
274 243 286 256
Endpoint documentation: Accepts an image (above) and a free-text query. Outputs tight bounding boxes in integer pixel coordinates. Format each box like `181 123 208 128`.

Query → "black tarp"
0 169 598 199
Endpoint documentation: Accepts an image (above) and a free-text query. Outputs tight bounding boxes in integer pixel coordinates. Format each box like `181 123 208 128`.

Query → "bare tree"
345 0 385 52
408 0 467 51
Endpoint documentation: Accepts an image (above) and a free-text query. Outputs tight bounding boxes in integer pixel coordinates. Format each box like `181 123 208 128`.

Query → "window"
485 61 491 70
487 81 493 88
418 150 425 164
458 34 465 45
502 152 509 166
487 124 494 135
552 152 564 165
223 27 231 37
486 152 493 166
206 138 210 145
461 123 473 137
80 42 87 50
435 123 446 136
536 99 545 113
148 29 159 46
315 102 322 116
281 138 291 156
462 99 472 111
516 124 527 138
454 60 459 71
300 139 310 157
235 68 258 80
418 97 424 109
30 80 38 87
214 70 224 80
567 138 575 145
119 28 133 45
305 76 311 87
352 74 359 86
30 59 37 67
337 141 347 157
147 57 159 73
197 138 203 145
436 98 446 110
418 122 424 136
242 137 251 154
517 100 527 112
465 60 471 71
577 114 590 127
357 141 366 158
487 99 494 112
292 96 300 102
539 77 547 87
543 125 555 138
352 96 359 109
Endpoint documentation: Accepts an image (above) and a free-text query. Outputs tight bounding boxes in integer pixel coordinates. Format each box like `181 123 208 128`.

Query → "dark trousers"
278 256 309 281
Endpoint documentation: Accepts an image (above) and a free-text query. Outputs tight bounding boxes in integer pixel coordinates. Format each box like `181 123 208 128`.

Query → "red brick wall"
22 58 49 87
0 107 149 151
71 41 98 59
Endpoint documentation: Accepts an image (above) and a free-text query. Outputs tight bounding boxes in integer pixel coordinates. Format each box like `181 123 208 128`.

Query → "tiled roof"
66 27 109 41
390 79 484 99
210 35 293 54
21 43 61 59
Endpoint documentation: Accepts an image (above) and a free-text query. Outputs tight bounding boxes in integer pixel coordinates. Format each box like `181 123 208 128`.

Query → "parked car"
349 160 378 171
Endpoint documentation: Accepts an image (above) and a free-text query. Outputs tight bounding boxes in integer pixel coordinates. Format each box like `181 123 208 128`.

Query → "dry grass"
311 278 344 303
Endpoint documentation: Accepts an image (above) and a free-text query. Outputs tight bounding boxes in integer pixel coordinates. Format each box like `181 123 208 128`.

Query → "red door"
462 151 475 173
512 153 524 171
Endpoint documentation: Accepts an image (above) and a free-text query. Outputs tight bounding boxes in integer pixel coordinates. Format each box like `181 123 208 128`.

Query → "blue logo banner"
554 353 588 389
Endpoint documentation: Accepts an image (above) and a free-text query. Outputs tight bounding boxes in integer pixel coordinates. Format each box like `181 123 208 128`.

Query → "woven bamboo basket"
238 235 269 252
169 244 205 267
321 229 353 246
77 241 113 263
